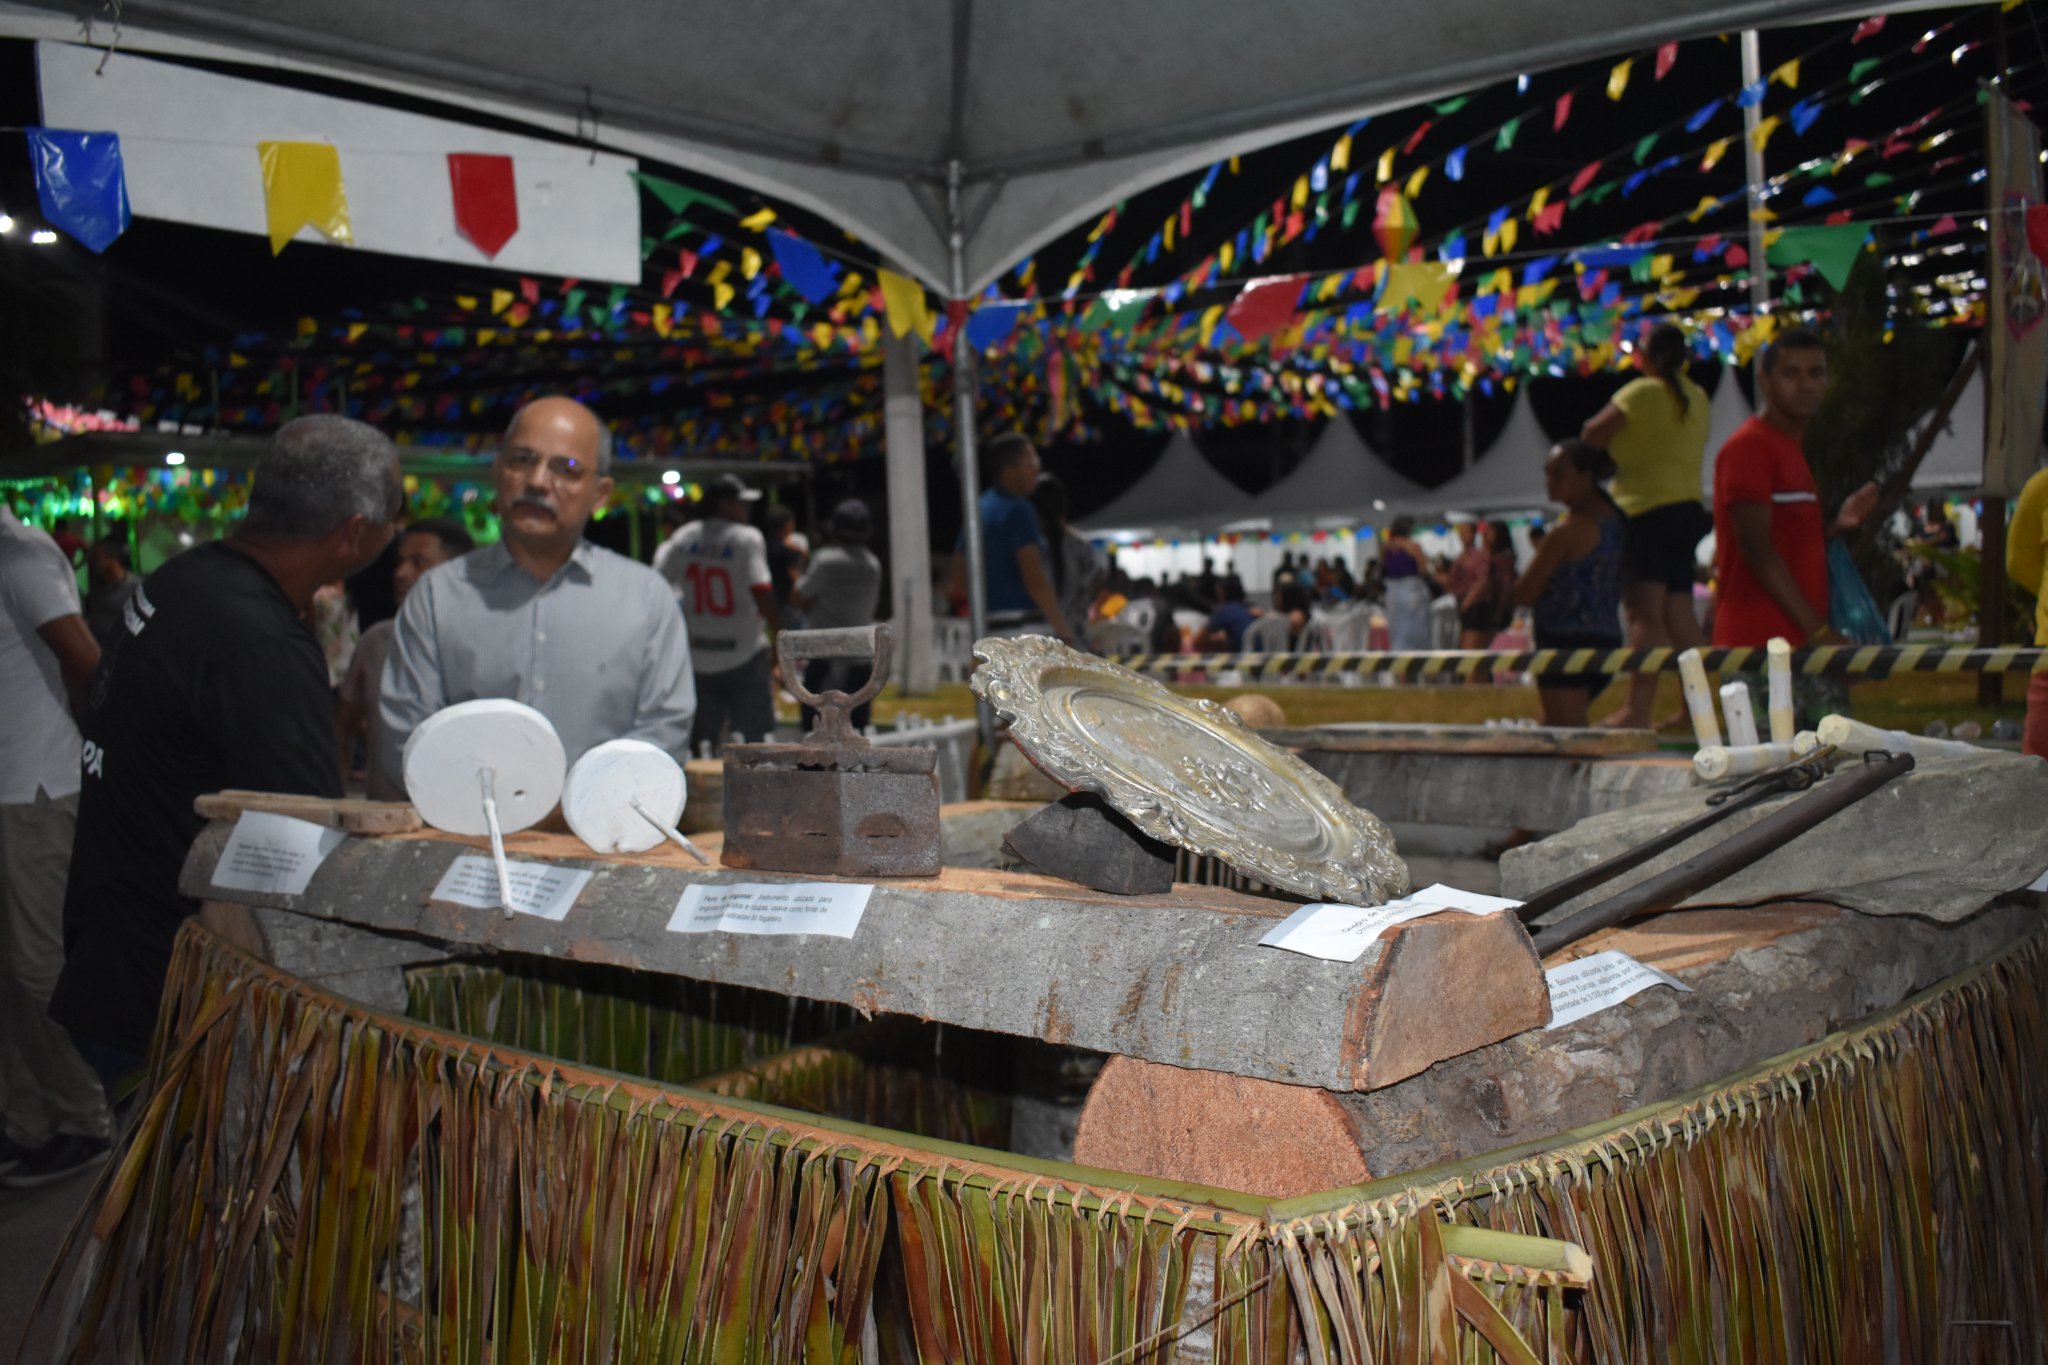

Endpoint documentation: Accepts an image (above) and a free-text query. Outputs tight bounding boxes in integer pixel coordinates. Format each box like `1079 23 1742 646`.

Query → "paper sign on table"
1543 950 1691 1030
1259 883 1523 963
211 811 347 896
666 882 872 939
430 854 591 920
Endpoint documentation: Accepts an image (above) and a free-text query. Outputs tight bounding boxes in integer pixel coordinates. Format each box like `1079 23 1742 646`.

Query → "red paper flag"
1569 161 1602 195
1554 92 1574 132
1403 120 1434 155
2027 205 2048 270
1532 202 1567 237
518 277 540 304
1724 244 1749 268
447 153 519 258
1928 214 1957 237
1852 15 1885 43
1226 276 1302 343
1654 42 1679 80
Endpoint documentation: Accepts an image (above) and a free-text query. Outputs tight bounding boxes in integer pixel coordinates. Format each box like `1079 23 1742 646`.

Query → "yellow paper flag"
1749 115 1782 152
877 267 935 343
1702 138 1731 172
1527 186 1550 221
1292 175 1310 209
257 141 352 255
1405 165 1429 199
490 289 514 315
1381 261 1455 313
1608 58 1633 100
1376 146 1395 184
712 281 735 311
1332 134 1352 172
741 246 762 280
1770 58 1800 88
738 207 777 231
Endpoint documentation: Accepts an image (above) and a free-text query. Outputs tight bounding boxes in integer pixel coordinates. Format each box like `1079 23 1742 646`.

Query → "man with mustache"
379 397 695 781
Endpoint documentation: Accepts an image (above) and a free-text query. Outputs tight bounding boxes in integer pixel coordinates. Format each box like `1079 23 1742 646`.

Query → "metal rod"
948 157 994 751
1531 752 1914 955
477 768 515 919
633 800 709 864
1514 748 1833 925
1740 30 1770 313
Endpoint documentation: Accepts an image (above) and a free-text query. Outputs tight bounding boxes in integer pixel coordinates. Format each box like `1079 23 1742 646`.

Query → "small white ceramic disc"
402 699 566 836
562 738 687 854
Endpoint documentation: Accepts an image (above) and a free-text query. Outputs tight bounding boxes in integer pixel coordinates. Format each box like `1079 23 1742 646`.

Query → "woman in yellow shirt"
2007 466 2048 758
1581 323 1712 729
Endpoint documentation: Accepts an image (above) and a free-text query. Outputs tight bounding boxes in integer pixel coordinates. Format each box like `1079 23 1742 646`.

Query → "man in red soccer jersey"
1711 327 1877 648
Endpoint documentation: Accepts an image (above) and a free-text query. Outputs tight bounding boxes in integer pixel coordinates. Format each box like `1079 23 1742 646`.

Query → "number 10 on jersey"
685 561 736 617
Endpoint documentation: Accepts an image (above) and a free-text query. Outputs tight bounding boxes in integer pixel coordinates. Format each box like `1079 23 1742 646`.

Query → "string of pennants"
68 6 2033 461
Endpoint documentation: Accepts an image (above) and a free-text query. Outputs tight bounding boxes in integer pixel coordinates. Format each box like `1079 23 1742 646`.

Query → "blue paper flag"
965 302 1022 350
1735 81 1766 109
767 230 836 303
1521 256 1558 286
27 128 130 253
1685 99 1724 133
1788 98 1824 136
1446 148 1467 182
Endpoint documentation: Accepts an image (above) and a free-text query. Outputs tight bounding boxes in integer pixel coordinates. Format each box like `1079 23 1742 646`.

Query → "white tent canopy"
2 0 1874 293
1696 367 1755 500
1226 416 1431 529
1076 431 1250 535
1910 371 1987 490
1401 390 1558 515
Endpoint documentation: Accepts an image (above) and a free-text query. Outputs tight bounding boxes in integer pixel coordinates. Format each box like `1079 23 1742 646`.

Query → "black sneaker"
0 1133 111 1189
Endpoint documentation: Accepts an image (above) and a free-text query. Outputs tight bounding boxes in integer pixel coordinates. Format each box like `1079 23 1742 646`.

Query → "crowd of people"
0 397 887 1192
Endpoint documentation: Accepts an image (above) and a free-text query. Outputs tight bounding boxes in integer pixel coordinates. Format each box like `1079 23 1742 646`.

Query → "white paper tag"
666 881 873 939
429 854 592 921
211 811 347 896
1258 883 1522 963
1543 950 1692 1030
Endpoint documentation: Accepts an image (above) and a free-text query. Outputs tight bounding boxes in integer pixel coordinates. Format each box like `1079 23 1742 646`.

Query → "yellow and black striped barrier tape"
1106 644 2048 683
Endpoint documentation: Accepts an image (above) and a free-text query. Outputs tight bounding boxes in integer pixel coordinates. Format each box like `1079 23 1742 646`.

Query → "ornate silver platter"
970 636 1408 904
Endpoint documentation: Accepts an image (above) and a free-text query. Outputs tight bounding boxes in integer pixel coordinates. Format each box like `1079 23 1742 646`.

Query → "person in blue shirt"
1199 577 1255 651
948 433 1077 643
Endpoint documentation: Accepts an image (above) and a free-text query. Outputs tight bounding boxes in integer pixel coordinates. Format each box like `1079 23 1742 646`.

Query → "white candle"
1677 648 1722 749
1693 742 1795 782
1766 637 1796 743
1815 714 1979 763
1719 681 1760 749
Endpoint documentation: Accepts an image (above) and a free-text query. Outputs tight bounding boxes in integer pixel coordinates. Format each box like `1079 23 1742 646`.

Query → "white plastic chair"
932 617 973 683
1242 613 1293 653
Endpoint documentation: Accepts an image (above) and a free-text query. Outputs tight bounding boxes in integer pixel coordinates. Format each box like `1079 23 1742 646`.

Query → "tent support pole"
1740 30 1770 313
948 159 994 750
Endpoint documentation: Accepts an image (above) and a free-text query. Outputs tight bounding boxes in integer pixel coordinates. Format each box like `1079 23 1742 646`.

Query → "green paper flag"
1849 58 1881 85
1495 117 1522 153
1633 133 1660 166
1766 223 1868 290
1432 96 1471 116
634 172 737 219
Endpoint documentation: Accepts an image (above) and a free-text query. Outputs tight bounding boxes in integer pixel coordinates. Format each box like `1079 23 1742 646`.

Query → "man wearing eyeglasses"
379 397 696 782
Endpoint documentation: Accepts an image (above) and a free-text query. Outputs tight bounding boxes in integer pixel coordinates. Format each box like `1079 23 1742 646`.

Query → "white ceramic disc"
561 738 687 854
402 698 566 836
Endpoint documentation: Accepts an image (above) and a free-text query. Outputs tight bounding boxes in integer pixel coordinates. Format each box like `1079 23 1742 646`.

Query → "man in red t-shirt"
1711 328 1877 646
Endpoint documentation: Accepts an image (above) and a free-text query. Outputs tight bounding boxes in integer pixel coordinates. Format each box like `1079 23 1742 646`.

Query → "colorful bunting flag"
1608 59 1633 101
257 141 352 255
446 152 518 258
1226 276 1303 343
768 230 836 303
1373 185 1418 259
26 128 129 254
1554 93 1574 131
876 268 935 343
1655 43 1679 80
1765 223 1868 289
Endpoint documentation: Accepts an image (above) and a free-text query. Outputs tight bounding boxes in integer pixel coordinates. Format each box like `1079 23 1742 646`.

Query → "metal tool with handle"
1529 751 1915 954
780 625 892 745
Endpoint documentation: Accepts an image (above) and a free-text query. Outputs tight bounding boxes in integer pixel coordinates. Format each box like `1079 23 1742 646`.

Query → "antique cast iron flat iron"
721 625 941 877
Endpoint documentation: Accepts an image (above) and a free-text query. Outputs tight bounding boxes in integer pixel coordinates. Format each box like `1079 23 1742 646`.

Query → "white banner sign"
1543 950 1691 1030
1259 884 1522 963
38 42 642 282
430 855 592 921
666 882 872 939
211 811 346 896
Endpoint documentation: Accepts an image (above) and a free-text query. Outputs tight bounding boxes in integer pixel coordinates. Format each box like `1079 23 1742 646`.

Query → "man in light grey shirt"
380 397 695 782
